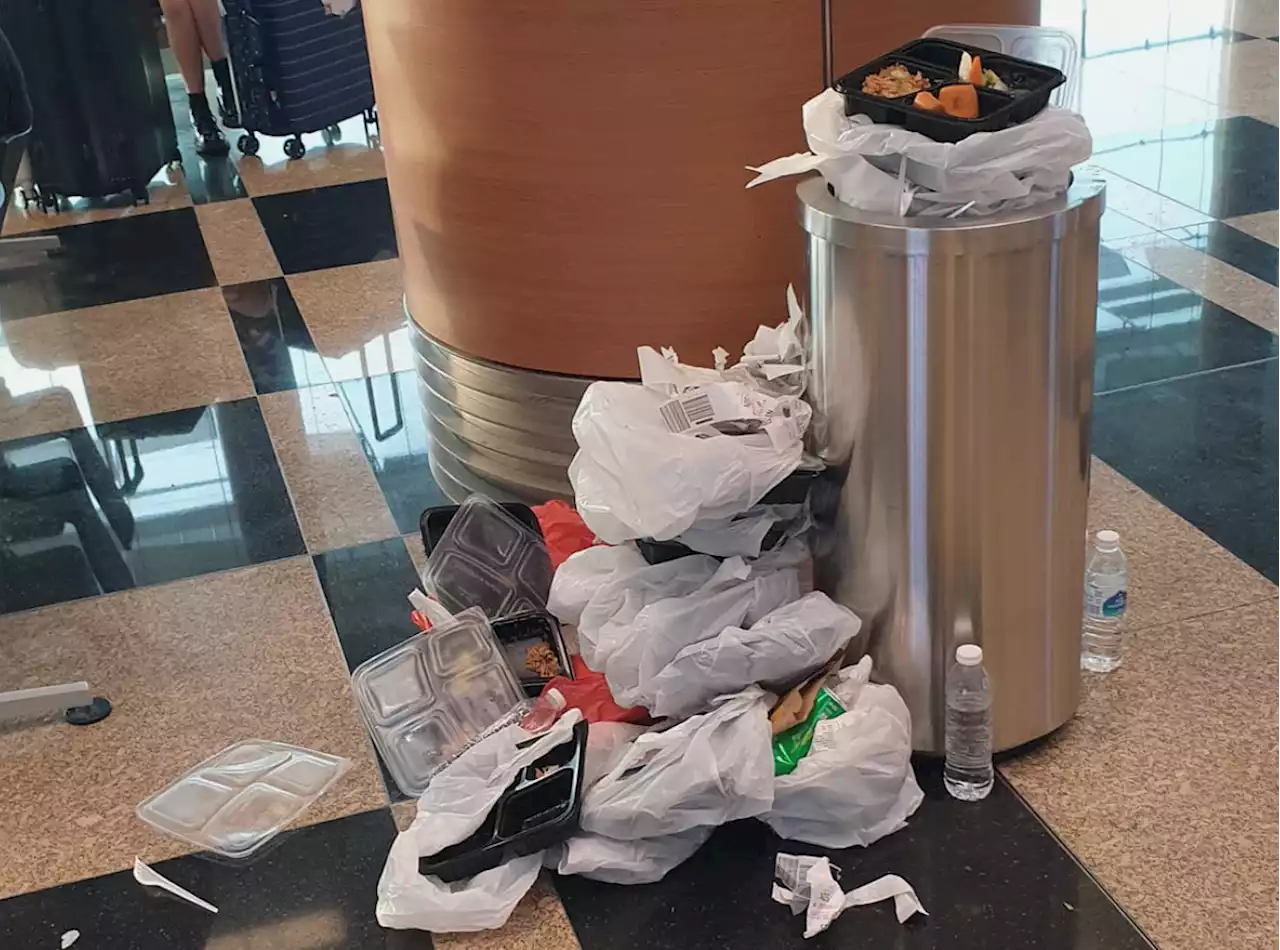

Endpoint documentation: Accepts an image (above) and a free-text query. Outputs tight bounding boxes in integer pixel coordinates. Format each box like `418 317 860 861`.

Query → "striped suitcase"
223 0 376 159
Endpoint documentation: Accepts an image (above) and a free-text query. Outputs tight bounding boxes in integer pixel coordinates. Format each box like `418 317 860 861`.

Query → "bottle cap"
1096 529 1119 545
956 644 983 666
545 688 566 710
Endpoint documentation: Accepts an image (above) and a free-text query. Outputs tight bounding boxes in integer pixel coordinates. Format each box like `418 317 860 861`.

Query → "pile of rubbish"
369 289 924 935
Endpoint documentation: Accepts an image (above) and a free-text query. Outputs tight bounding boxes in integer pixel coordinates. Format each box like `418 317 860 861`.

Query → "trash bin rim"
796 175 1105 253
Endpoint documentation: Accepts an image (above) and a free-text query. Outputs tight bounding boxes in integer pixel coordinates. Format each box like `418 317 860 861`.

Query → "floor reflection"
0 398 303 615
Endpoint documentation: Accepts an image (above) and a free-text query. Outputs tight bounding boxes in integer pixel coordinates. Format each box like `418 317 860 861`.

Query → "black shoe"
217 92 241 129
192 113 230 156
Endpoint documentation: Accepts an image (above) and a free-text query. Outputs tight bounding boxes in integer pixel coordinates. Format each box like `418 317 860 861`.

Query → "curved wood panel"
364 0 1036 379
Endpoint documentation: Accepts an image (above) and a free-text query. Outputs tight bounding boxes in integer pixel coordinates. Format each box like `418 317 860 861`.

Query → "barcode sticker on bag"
659 393 715 433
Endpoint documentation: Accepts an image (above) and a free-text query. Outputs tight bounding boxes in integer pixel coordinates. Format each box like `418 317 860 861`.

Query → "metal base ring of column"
410 317 592 504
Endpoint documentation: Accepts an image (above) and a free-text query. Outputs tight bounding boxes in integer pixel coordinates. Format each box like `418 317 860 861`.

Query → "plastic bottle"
944 644 993 802
1081 529 1128 673
518 688 567 734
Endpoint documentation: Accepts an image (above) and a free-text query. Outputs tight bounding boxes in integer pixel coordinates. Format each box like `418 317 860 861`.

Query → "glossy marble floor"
0 3 1276 949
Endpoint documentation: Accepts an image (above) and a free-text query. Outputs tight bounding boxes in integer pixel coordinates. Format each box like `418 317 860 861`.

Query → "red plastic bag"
541 656 650 724
533 500 599 568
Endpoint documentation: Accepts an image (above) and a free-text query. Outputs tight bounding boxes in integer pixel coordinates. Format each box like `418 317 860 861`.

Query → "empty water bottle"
1081 529 1127 673
944 644 993 802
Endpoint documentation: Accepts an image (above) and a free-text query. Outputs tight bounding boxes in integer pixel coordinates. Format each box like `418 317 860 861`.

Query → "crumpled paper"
771 853 926 938
746 88 1092 217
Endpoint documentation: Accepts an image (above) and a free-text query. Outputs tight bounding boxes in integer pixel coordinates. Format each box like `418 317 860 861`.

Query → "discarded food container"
421 495 553 619
351 608 526 797
419 719 589 883
834 38 1065 142
136 740 349 858
420 502 543 556
492 610 574 697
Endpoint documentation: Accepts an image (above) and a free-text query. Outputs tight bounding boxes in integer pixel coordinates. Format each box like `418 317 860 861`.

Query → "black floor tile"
313 536 424 801
1094 248 1278 393
1093 359 1278 581
223 278 333 394
0 809 430 950
556 761 1154 950
336 371 450 534
1167 220 1278 287
0 398 305 615
254 177 397 274
1092 117 1278 220
0 208 216 322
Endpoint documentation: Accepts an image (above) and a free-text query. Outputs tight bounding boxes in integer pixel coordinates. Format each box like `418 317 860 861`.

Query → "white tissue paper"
772 853 926 938
746 88 1092 217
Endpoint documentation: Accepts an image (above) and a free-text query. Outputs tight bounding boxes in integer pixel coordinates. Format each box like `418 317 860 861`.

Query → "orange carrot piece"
970 54 983 84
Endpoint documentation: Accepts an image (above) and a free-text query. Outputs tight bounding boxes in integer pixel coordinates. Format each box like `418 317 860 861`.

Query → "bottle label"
1102 589 1127 618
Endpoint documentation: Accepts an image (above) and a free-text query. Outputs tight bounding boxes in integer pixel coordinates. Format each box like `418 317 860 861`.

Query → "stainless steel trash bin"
800 176 1105 753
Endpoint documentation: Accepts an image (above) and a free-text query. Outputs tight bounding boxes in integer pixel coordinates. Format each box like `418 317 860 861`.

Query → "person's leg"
159 0 228 155
188 0 240 126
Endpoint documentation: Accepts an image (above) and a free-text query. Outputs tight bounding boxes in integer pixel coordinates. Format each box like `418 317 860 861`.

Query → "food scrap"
525 642 560 678
958 50 1009 91
860 63 930 99
937 84 979 119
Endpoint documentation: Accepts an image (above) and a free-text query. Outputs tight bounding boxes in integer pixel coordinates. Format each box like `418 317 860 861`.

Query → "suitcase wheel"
283 136 306 160
321 125 341 147
238 133 261 157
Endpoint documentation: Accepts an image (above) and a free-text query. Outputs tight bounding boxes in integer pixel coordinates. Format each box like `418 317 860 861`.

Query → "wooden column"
364 0 1038 379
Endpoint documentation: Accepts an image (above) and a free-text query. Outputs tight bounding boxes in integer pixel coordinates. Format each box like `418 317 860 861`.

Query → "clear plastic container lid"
923 24 1081 109
422 495 552 619
136 740 349 858
351 607 525 797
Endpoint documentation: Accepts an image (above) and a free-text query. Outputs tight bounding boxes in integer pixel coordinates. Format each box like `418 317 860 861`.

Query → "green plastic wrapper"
772 688 846 776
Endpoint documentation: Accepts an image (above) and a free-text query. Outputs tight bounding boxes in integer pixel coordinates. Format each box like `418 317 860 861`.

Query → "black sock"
188 91 212 116
210 58 234 98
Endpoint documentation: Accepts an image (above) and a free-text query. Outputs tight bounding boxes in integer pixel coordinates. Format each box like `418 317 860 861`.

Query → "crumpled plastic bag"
581 687 774 841
570 331 812 544
747 88 1092 217
646 592 861 720
546 826 713 885
761 660 923 849
671 502 808 558
598 556 801 710
547 544 650 628
376 711 583 932
574 551 723 670
532 500 598 568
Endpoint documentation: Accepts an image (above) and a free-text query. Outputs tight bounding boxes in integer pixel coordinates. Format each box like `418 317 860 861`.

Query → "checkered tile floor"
0 6 1276 950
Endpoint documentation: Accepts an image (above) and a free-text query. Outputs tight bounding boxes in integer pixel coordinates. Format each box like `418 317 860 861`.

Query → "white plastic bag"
547 544 648 627
601 556 801 709
646 592 862 719
546 826 713 885
747 89 1092 217
575 552 722 671
581 687 774 841
376 711 583 932
569 380 811 543
761 662 922 849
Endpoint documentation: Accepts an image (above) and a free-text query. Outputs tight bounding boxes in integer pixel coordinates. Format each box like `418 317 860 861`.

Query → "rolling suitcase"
0 0 179 207
222 0 377 160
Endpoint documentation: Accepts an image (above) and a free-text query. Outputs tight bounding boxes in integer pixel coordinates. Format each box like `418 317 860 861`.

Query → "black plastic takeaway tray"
420 502 543 557
894 38 1066 124
635 519 797 566
492 610 574 697
419 719 589 883
834 38 1064 142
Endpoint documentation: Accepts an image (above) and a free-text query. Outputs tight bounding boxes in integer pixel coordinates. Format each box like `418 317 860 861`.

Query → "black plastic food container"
491 610 574 697
418 719 589 883
420 502 544 557
834 39 1065 142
